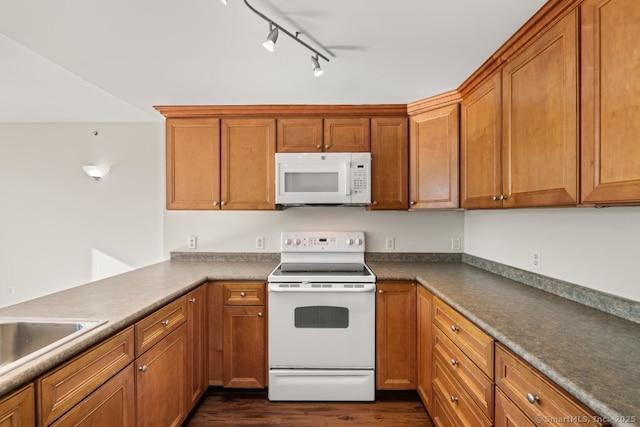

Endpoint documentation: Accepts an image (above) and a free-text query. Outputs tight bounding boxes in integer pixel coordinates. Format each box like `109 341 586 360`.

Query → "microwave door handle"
344 162 351 195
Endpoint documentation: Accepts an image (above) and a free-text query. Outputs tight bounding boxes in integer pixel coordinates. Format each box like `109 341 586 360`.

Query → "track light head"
311 55 324 77
262 25 279 52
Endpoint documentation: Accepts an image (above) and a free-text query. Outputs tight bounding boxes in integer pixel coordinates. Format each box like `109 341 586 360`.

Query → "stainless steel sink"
0 318 106 376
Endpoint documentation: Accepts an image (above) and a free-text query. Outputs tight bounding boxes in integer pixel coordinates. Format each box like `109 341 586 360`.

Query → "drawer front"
495 388 536 427
433 326 493 420
433 297 494 378
135 297 187 355
495 344 604 426
37 327 135 427
432 351 492 427
223 282 265 306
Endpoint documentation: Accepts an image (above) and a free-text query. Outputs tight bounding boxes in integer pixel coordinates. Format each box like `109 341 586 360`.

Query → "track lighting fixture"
262 24 278 52
221 0 329 76
311 55 323 77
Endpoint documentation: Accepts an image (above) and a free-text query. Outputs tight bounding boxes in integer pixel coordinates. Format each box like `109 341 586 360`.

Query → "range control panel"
281 231 365 252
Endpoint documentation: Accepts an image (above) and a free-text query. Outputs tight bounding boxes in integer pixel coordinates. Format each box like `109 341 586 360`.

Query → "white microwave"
275 152 371 206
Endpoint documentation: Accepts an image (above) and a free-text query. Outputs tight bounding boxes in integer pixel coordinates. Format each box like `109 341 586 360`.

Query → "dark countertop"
0 258 638 425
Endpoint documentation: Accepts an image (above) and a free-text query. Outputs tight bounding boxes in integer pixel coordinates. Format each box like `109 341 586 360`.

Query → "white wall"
163 209 465 254
464 207 640 302
0 123 165 308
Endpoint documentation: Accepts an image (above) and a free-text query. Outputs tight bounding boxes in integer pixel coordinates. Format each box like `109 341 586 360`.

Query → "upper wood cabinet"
166 118 220 210
581 0 640 205
323 118 371 152
409 104 460 209
276 118 324 152
369 117 409 210
461 73 502 209
220 119 276 210
501 9 579 208
165 117 275 210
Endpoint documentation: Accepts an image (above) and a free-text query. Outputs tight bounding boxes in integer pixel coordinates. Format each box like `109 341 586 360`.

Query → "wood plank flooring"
185 390 434 426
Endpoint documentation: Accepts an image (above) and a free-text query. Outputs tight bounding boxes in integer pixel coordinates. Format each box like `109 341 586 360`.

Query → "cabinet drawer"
495 344 606 426
433 326 493 420
135 297 187 355
433 297 494 378
37 327 134 427
223 282 265 306
432 351 492 427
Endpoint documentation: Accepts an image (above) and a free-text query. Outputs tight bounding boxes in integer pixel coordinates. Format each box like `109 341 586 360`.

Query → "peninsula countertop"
0 258 638 425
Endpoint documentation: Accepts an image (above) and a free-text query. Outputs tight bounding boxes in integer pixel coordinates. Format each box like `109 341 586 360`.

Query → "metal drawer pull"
240 292 246 297
189 298 196 303
139 364 148 372
451 359 459 366
450 325 459 332
450 395 458 403
257 312 263 317
161 319 170 327
526 393 540 404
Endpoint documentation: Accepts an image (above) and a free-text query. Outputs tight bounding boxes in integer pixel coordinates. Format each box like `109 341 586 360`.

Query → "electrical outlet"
187 235 197 249
256 236 265 250
451 237 461 251
385 237 395 251
531 251 541 270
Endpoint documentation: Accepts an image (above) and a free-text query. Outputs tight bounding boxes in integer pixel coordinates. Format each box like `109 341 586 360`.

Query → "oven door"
268 282 376 369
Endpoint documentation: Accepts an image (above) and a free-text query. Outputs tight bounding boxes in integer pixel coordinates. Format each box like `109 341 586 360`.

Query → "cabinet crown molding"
155 104 408 118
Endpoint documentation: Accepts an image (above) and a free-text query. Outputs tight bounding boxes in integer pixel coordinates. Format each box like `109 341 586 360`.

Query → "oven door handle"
268 283 376 293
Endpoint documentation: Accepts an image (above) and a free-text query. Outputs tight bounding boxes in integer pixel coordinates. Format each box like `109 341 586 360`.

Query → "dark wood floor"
185 389 434 426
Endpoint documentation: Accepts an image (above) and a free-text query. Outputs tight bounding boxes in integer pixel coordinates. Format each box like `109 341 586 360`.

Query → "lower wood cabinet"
222 282 266 388
136 325 187 427
50 365 135 427
0 384 34 427
416 286 433 412
186 286 207 408
375 281 416 390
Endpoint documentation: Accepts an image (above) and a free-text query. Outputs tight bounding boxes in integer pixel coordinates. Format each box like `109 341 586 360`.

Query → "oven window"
284 172 339 193
294 306 348 328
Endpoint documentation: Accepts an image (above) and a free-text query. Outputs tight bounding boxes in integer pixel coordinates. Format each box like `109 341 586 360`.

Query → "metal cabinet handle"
378 289 384 294
372 201 378 205
526 393 540 404
240 292 246 297
451 325 459 332
257 312 263 317
451 359 459 366
316 144 322 149
213 201 219 206
450 395 458 403
492 196 499 201
324 144 330 149
221 201 226 206
139 364 148 372
189 297 197 303
410 201 416 205
161 319 170 327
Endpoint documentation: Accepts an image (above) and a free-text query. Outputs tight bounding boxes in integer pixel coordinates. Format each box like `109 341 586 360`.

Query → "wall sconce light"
82 165 110 180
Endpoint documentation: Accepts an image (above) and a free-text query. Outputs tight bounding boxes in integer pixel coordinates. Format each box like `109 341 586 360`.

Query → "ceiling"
0 0 548 123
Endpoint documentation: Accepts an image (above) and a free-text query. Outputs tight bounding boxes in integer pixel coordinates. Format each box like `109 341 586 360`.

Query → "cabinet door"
375 281 416 390
501 10 578 208
136 326 187 427
416 286 433 411
221 119 276 210
186 286 206 410
223 306 266 388
50 365 135 427
495 389 536 427
369 117 409 210
166 118 220 210
461 73 503 209
276 118 324 152
0 384 33 427
581 0 640 204
323 118 371 152
409 105 459 209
